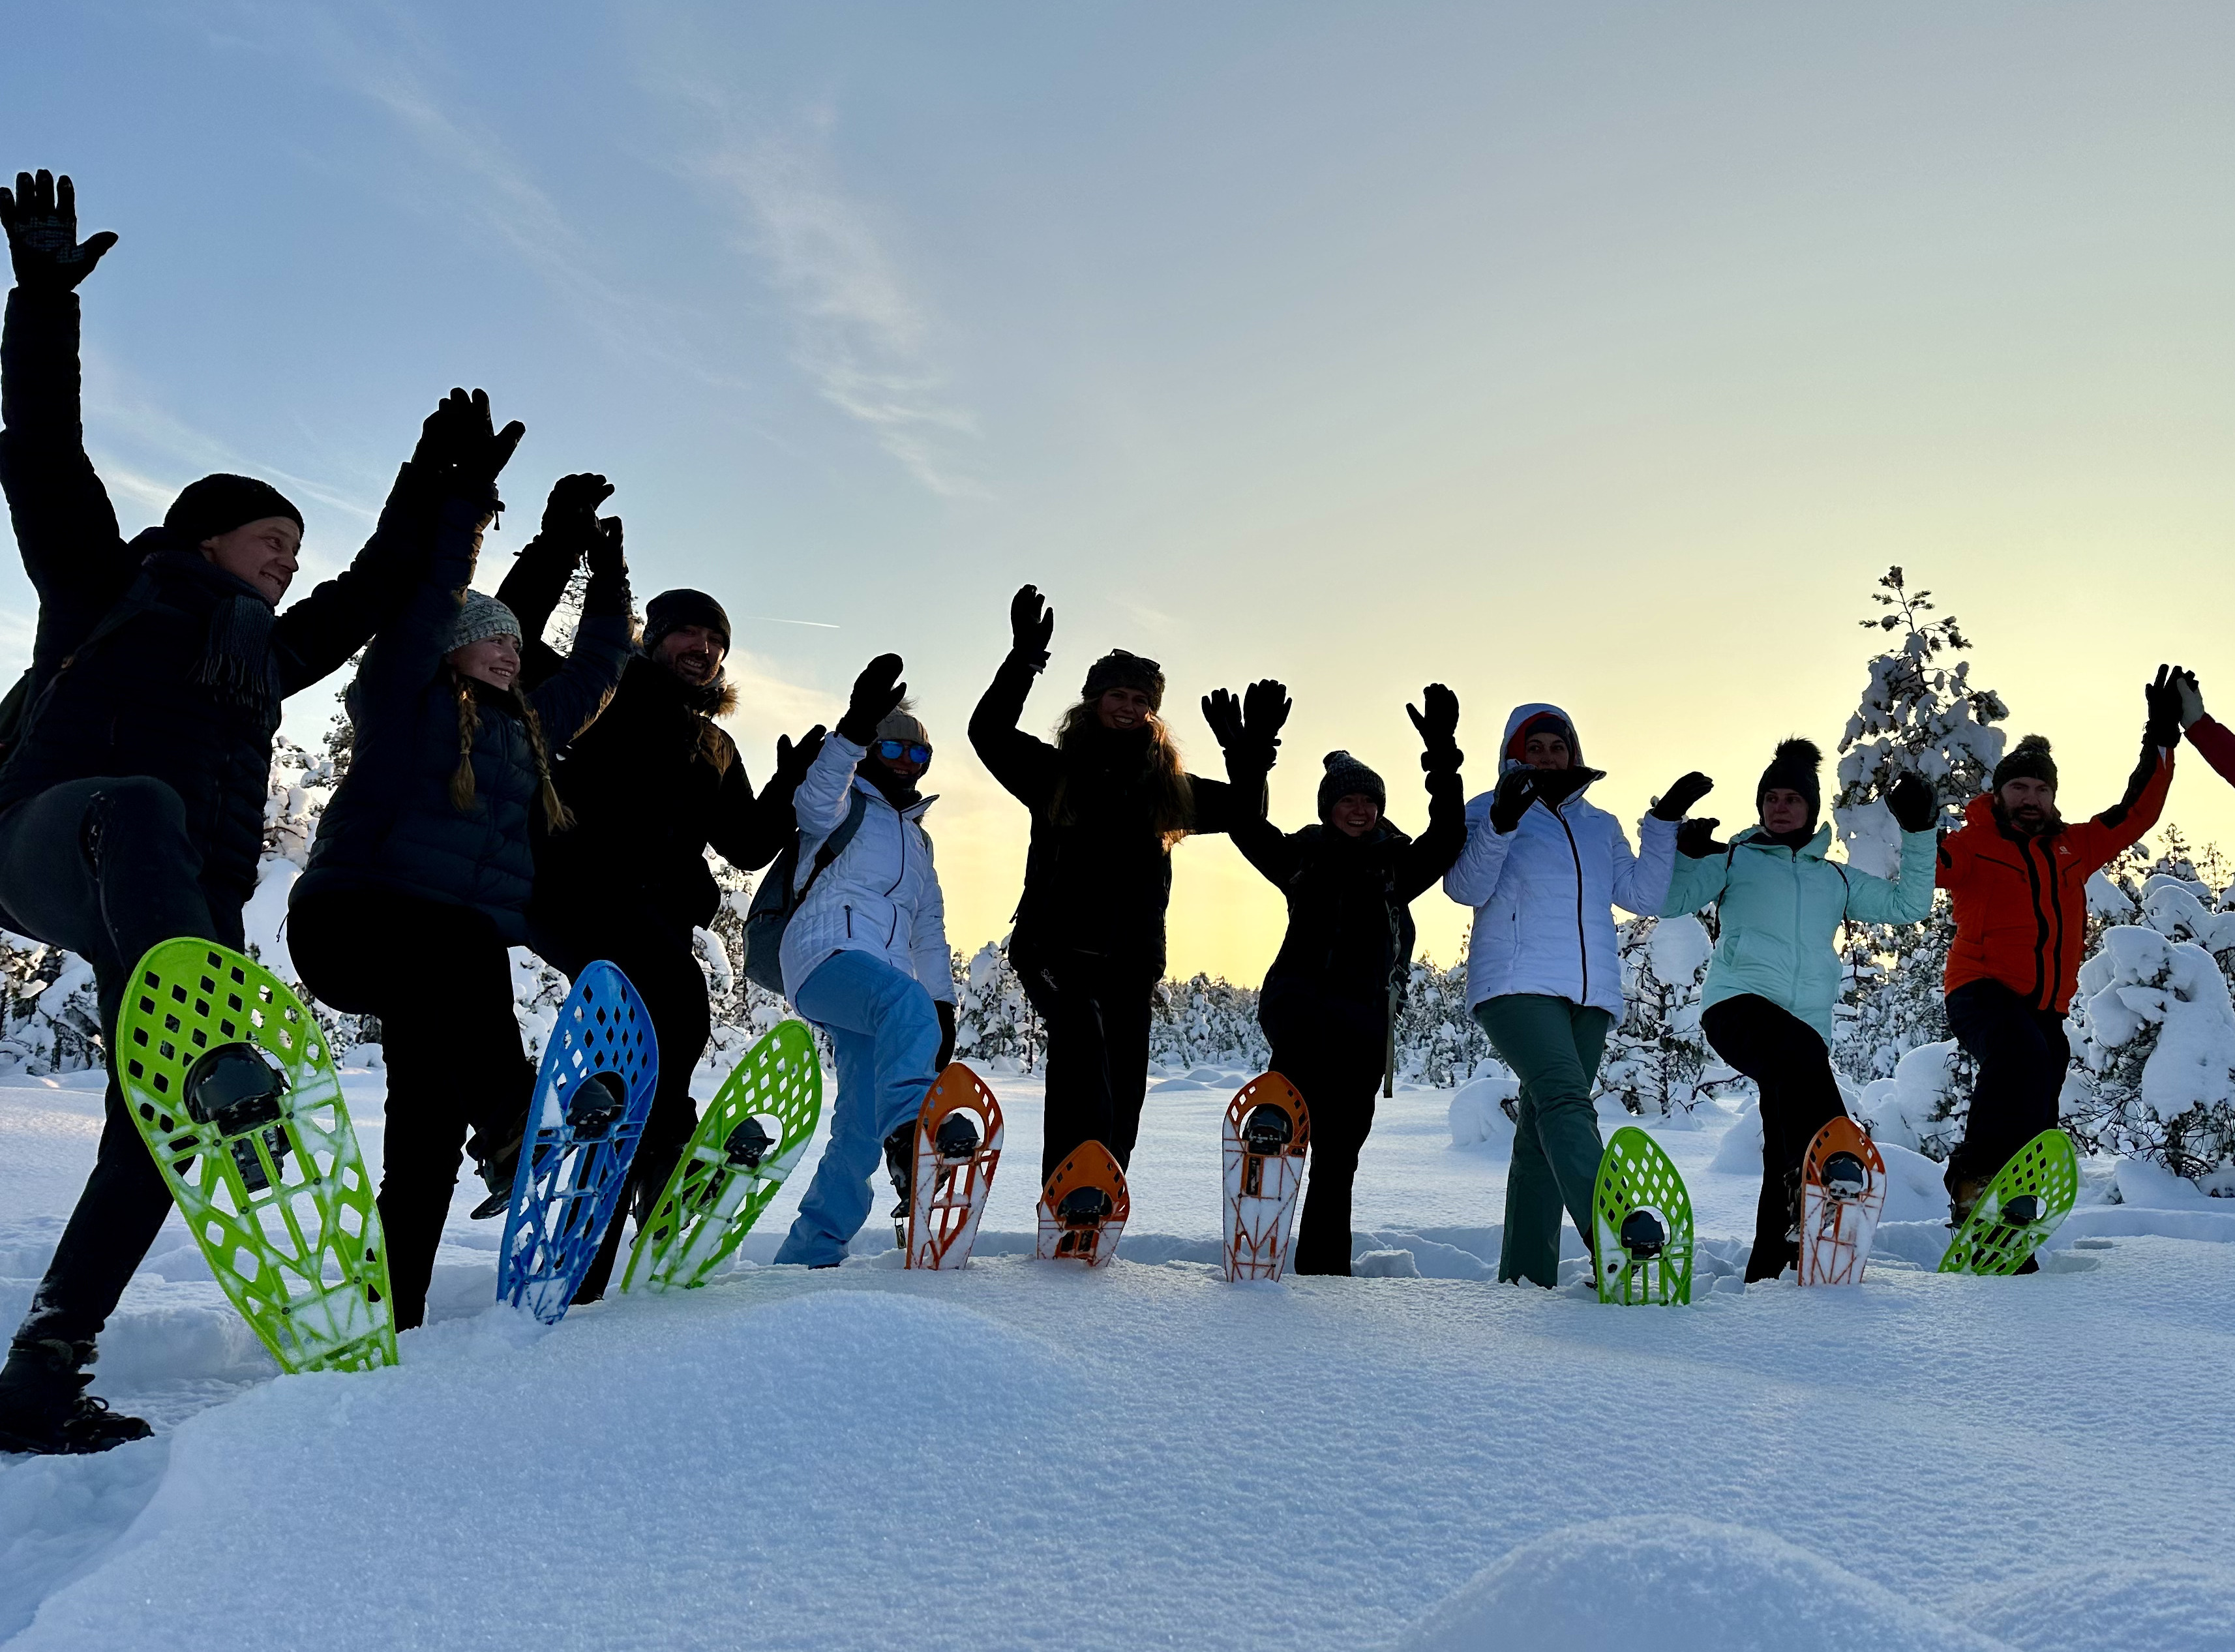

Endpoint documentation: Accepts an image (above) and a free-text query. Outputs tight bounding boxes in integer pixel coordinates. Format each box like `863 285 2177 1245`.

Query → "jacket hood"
1497 701 1598 798
1735 822 1833 860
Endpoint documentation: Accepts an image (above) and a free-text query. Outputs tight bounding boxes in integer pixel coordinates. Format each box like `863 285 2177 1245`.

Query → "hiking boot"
1821 1152 1868 1202
2002 1194 2045 1227
933 1112 980 1162
1619 1208 1666 1259
0 1337 152 1456
1057 1187 1112 1229
1948 1177 1987 1229
1242 1104 1294 1155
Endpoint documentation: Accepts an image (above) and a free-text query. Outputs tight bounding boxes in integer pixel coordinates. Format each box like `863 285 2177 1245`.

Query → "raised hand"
839 653 907 744
1200 688 1244 750
1676 817 1726 859
1407 683 1460 758
2176 669 2207 732
1650 771 1715 822
1240 678 1291 749
1885 772 1937 834
585 517 626 580
0 170 117 292
1489 768 1538 834
773 725 828 790
541 473 614 549
2146 664 2186 749
415 388 526 493
1009 584 1055 657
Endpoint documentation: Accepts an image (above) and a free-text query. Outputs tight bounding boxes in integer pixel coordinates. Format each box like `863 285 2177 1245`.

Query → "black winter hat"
1993 734 2058 792
165 473 303 547
1756 736 1822 826
1317 750 1386 822
1081 649 1165 710
644 588 730 652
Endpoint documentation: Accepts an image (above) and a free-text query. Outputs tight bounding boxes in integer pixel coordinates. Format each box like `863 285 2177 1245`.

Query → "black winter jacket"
970 648 1257 976
1231 757 1466 1017
496 535 797 931
295 499 631 942
0 288 431 907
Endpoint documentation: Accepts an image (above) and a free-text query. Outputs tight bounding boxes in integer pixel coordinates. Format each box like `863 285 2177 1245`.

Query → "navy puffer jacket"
296 494 629 940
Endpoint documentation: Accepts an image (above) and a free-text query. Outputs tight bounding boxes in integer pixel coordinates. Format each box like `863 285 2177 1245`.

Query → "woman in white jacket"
772 655 960 1267
1444 702 1711 1287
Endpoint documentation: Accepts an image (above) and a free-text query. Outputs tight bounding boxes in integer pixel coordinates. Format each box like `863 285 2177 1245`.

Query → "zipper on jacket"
845 904 854 939
2043 837 2066 1012
2018 839 2049 1008
1555 804 1588 1003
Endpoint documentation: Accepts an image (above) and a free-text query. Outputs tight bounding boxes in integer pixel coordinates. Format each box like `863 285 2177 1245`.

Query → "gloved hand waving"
838 654 907 745
1408 683 1461 770
1885 772 1937 834
2146 664 2188 751
414 388 526 497
0 170 117 292
2176 669 2207 732
1676 818 1726 859
1489 768 1538 835
541 473 614 557
773 726 828 792
1009 585 1055 662
1650 772 1715 822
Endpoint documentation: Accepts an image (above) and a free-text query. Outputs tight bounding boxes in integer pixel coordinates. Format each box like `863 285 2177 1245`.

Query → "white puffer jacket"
1443 702 1679 1018
777 731 957 1006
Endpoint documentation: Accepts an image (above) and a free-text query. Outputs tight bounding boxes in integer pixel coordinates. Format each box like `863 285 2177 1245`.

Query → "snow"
5 1064 2234 1649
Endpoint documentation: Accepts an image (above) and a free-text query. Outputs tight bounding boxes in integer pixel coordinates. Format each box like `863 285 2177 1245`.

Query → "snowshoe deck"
498 961 657 1323
623 1020 822 1293
1591 1125 1694 1305
118 939 395 1373
904 1063 1004 1270
1222 1074 1310 1282
1036 1139 1128 1267
1938 1128 2078 1276
1799 1117 1887 1286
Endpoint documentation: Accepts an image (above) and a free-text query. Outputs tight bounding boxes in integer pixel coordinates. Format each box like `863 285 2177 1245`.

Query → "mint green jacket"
1660 822 1936 1044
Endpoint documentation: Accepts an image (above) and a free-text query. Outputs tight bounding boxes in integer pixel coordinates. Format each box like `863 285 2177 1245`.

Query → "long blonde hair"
446 668 573 832
1051 698 1194 847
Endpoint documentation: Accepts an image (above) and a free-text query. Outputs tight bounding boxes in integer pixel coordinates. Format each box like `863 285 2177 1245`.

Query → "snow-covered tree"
1602 914 1713 1115
1392 948 1497 1087
952 940 1040 1070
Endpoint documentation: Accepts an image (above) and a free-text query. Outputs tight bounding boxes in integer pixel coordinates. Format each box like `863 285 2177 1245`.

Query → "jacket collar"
1734 822 1831 860
851 770 937 822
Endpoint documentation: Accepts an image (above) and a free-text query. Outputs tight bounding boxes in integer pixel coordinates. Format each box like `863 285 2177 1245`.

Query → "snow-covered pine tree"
1601 914 1713 1115
1392 950 1497 1087
952 940 1040 1071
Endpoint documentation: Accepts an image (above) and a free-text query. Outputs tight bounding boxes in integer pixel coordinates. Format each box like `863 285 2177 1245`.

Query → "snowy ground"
4 1058 2234 1649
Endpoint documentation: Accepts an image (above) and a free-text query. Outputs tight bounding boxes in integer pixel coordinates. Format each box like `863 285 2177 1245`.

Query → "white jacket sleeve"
909 834 957 1004
1610 812 1680 917
1444 792 1515 907
794 730 864 843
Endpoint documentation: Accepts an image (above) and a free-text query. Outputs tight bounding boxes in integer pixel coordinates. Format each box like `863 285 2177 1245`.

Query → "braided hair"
445 668 574 832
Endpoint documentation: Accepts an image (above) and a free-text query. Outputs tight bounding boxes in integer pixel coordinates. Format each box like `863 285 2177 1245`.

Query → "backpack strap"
0 570 162 766
790 787 871 911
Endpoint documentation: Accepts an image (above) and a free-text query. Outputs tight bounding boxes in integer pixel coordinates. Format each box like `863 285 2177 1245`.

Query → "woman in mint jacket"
1662 739 1938 1281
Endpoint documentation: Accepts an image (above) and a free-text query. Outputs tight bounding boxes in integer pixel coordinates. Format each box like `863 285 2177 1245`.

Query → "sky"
2 2 2232 980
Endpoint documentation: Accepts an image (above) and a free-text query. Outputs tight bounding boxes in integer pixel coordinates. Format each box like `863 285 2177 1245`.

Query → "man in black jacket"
0 170 470 1453
496 496 822 1299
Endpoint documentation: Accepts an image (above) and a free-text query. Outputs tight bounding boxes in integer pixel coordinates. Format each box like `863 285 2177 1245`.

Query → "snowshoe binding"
1619 1207 1666 1259
184 1042 291 1194
1820 1152 1868 1201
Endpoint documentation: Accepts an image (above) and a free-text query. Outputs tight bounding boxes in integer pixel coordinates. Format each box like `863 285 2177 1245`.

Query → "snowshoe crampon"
498 960 657 1323
1799 1118 1887 1286
1938 1130 2077 1277
117 940 395 1374
1222 1074 1310 1282
904 1064 1005 1270
623 1020 821 1294
1037 1139 1127 1267
1591 1126 1694 1305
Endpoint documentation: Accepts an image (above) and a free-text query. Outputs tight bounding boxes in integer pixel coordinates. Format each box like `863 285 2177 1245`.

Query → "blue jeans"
773 950 944 1267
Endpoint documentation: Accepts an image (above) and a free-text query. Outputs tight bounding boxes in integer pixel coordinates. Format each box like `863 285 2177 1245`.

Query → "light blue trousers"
772 950 943 1267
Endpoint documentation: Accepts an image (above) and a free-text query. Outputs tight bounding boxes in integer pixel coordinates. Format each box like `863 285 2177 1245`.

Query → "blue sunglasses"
875 740 932 764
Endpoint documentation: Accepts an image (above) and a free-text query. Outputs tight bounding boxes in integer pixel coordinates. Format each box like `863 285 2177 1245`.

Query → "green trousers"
1472 994 1613 1287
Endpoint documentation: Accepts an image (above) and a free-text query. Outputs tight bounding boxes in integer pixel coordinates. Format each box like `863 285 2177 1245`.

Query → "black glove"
2146 663 2185 751
0 170 117 293
1240 679 1291 755
773 725 828 793
1408 683 1461 770
1200 687 1244 750
1489 768 1538 834
1650 771 1715 822
1009 584 1054 662
585 517 626 580
1676 818 1726 859
414 387 526 496
838 653 906 745
935 1000 957 1072
1885 772 1936 834
539 473 613 555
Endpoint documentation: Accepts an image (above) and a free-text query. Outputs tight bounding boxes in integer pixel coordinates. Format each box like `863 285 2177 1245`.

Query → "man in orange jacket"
1935 668 2185 1224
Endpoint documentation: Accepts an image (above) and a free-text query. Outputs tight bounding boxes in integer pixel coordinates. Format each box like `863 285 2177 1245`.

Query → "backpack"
0 571 162 771
742 788 871 995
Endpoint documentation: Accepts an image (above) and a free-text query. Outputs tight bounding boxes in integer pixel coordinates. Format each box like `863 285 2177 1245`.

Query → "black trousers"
531 905 712 1302
1260 982 1387 1277
1943 978 2067 1194
289 888 532 1331
0 778 238 1351
1012 936 1160 1186
1701 993 1848 1284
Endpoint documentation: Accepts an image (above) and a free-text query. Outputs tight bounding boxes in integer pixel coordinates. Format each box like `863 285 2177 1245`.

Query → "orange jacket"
1937 748 2173 1013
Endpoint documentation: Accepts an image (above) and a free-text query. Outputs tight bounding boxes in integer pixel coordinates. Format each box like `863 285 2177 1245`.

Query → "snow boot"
184 1042 290 1194
0 1336 152 1456
1821 1152 1868 1201
884 1122 918 1248
1057 1186 1113 1229
1618 1208 1666 1259
1947 1176 1987 1229
2002 1194 2045 1227
468 1117 528 1221
1242 1104 1293 1155
934 1111 980 1162
564 1070 629 1137
724 1115 775 1170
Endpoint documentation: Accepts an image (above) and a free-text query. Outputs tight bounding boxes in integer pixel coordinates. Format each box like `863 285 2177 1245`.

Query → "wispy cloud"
694 111 986 498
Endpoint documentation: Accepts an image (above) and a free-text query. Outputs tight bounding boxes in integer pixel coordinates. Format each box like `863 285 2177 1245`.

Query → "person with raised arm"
286 420 633 1334
1443 704 1709 1289
970 585 1261 1186
1212 682 1467 1274
1661 740 1937 1281
492 477 825 1301
0 170 455 1453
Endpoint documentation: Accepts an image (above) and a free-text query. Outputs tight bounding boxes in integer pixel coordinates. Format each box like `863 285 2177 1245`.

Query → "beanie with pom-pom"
1756 736 1822 827
1992 734 2058 791
1317 750 1386 822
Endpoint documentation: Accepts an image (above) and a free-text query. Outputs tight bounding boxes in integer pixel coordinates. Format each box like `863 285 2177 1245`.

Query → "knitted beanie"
1756 737 1822 826
875 708 931 749
166 473 304 546
443 590 522 654
644 588 730 652
1317 750 1386 821
1081 649 1165 710
1993 734 2058 791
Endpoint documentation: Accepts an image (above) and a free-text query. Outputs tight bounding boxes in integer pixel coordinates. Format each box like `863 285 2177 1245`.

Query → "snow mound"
1448 1075 1518 1149
1961 1559 2235 1652
1392 1515 2012 1652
